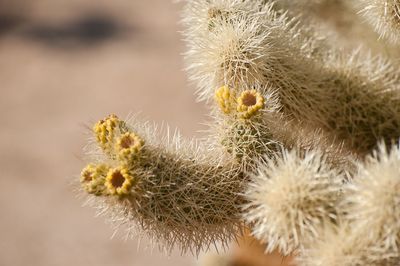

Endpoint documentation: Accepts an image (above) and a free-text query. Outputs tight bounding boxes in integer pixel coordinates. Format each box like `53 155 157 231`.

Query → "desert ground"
0 0 209 265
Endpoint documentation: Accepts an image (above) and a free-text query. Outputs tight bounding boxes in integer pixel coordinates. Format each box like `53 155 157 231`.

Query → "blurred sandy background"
0 0 209 265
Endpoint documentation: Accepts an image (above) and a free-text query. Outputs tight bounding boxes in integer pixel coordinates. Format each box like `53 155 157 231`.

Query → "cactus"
184 0 400 154
80 115 246 254
297 143 400 266
77 0 400 265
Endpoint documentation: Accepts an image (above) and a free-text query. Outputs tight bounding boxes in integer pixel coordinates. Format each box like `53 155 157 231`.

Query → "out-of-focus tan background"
0 0 209 265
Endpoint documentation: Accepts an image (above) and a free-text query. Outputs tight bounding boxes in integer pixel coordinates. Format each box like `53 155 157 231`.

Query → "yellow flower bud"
80 163 109 195
215 85 235 114
105 167 134 196
237 89 264 119
116 132 144 162
93 114 121 153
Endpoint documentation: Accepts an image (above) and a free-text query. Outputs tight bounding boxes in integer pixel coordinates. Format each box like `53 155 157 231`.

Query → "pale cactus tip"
244 149 342 255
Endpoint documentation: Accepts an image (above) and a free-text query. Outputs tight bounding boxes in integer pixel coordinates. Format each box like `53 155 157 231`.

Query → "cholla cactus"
296 143 400 266
184 0 400 154
77 0 400 265
211 84 283 170
211 84 354 172
81 115 246 254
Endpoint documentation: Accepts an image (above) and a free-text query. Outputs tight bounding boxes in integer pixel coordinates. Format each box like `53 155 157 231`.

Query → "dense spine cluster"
244 150 343 255
357 0 400 44
298 144 400 266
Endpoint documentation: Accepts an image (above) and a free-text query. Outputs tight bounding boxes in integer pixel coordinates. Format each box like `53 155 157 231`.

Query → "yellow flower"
105 167 134 196
116 132 144 162
93 114 120 151
215 85 235 114
80 164 109 195
237 89 265 119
